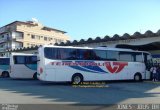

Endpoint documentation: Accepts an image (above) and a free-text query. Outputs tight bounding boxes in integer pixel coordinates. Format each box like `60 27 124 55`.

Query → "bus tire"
1 71 10 78
134 73 142 82
72 73 83 84
33 72 37 80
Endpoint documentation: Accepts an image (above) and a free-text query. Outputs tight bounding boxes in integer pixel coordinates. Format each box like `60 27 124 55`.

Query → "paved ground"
0 78 160 109
0 78 159 104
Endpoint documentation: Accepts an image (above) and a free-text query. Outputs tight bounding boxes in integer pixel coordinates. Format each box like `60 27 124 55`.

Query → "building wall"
16 23 70 47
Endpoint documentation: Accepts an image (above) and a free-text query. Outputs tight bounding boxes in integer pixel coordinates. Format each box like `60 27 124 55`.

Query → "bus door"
143 53 152 80
13 56 26 78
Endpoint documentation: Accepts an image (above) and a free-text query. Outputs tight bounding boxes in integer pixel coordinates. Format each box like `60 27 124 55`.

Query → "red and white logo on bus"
105 62 128 73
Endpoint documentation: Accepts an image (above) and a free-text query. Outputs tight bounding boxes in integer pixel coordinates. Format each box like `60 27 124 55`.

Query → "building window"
1 35 4 39
31 35 35 39
54 38 58 43
13 42 23 48
36 35 40 40
48 37 52 41
44 37 47 41
0 44 5 48
31 44 35 46
12 31 23 39
54 39 63 43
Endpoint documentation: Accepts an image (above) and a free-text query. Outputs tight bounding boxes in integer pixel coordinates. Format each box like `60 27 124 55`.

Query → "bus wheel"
72 74 83 84
33 73 37 80
2 71 9 78
134 73 142 82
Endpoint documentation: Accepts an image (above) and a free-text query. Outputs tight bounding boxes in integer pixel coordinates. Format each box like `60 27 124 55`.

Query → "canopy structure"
116 42 160 51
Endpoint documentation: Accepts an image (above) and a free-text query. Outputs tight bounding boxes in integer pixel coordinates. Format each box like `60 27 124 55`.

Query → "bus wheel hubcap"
74 76 81 83
3 73 8 77
135 75 140 81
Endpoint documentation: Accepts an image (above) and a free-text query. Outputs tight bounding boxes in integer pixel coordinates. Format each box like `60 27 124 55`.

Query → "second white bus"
10 53 37 79
37 45 152 83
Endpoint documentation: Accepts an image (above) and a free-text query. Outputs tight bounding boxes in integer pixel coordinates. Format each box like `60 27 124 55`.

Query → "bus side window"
76 49 85 60
31 56 37 64
0 58 9 65
119 52 134 62
106 50 119 61
14 56 25 64
44 47 57 59
90 50 99 60
135 53 143 62
68 49 77 60
94 50 106 61
84 50 90 60
26 56 37 64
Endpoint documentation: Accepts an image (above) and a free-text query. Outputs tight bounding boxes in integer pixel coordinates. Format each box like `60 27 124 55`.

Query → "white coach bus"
0 57 10 77
37 45 152 83
10 53 37 79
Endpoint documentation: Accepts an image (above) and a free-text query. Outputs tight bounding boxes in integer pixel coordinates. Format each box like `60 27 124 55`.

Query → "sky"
0 0 160 41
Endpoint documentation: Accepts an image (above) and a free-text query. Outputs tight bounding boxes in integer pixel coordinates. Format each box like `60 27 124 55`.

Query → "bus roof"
11 53 36 56
0 57 9 58
95 47 133 51
41 45 150 54
41 45 92 49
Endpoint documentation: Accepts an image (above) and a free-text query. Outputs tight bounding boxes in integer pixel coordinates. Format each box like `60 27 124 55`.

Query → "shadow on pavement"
0 78 159 106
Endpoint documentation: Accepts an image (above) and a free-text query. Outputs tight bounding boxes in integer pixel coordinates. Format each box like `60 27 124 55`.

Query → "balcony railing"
0 48 5 52
1 45 11 48
0 38 9 43
0 36 19 43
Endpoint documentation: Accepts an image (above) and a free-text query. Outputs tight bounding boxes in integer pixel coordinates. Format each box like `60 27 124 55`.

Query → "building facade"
0 20 70 54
